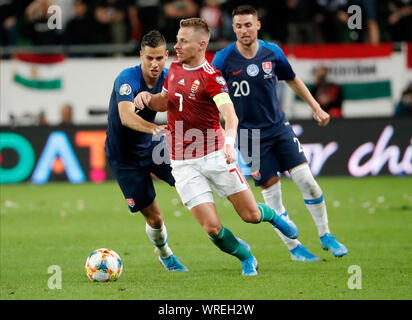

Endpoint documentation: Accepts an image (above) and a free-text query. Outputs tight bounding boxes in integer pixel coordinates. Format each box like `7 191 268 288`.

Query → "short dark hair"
140 30 166 50
232 5 258 18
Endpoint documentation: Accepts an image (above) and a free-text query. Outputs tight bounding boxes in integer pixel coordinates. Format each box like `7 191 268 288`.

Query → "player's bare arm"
286 76 330 126
118 101 167 135
214 93 238 164
134 90 168 112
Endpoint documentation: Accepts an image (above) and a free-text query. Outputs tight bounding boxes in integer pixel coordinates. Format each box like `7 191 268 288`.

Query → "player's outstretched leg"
290 164 348 257
142 200 188 271
145 222 188 271
261 181 320 261
209 225 258 276
257 203 299 239
189 200 257 276
228 189 299 239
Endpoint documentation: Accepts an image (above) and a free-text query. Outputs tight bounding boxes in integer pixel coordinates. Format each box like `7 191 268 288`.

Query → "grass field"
1 176 411 300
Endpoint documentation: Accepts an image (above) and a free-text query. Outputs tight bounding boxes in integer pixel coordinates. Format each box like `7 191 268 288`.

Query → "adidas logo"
178 79 185 85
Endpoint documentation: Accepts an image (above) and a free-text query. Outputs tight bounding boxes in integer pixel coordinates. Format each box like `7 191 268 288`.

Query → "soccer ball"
85 248 123 282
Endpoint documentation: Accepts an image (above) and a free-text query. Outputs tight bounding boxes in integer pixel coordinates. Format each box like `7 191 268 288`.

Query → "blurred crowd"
1 0 412 48
2 0 412 123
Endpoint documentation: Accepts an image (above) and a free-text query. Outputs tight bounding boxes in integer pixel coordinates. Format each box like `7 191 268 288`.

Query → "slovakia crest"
262 62 272 74
126 198 135 208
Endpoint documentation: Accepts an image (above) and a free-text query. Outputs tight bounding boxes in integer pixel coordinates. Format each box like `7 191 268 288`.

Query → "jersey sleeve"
273 45 296 81
211 51 225 72
205 70 229 99
162 67 169 83
212 44 235 75
162 71 169 92
114 72 139 103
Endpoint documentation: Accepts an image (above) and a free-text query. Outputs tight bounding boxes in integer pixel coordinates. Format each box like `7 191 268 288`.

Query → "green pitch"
1 176 411 300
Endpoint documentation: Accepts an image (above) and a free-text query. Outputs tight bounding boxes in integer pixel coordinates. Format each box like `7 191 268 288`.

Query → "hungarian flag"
287 43 394 117
13 53 65 90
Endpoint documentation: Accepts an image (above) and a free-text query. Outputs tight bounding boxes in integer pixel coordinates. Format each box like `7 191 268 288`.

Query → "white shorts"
170 150 249 208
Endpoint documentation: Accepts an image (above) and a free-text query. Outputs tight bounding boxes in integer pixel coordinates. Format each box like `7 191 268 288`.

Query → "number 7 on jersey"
175 92 183 111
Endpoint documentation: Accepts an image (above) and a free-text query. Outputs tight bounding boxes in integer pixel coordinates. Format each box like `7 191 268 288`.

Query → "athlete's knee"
239 208 261 224
301 178 321 198
141 206 164 228
261 175 280 190
308 180 322 199
144 214 163 229
290 163 322 199
205 223 222 237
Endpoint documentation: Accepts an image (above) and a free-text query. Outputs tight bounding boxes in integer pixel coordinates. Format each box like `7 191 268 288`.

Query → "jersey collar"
182 60 207 71
234 40 262 60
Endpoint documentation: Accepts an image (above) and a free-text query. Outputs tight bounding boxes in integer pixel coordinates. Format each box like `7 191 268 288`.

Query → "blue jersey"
212 40 296 139
105 65 168 165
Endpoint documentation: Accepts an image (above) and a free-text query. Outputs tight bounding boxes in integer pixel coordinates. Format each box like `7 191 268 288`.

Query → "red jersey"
163 60 229 160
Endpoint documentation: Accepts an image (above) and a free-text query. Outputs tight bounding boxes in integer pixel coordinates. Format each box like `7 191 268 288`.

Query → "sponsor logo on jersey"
119 83 132 95
178 79 185 85
215 76 227 86
126 198 135 208
251 171 261 181
246 64 259 77
232 69 243 75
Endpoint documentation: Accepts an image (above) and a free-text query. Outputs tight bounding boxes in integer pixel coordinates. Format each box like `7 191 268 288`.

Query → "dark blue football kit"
212 40 307 186
105 65 174 212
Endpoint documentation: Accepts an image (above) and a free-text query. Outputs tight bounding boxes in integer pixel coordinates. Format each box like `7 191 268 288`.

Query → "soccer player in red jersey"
135 18 299 276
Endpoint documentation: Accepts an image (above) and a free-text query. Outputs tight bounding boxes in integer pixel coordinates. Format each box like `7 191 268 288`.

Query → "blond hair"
179 18 210 40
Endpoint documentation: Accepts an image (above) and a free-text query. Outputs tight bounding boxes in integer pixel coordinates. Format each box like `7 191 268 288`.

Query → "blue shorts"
108 159 175 213
240 126 307 187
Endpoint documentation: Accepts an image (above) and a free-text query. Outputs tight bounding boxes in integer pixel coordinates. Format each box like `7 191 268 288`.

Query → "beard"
238 35 256 47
